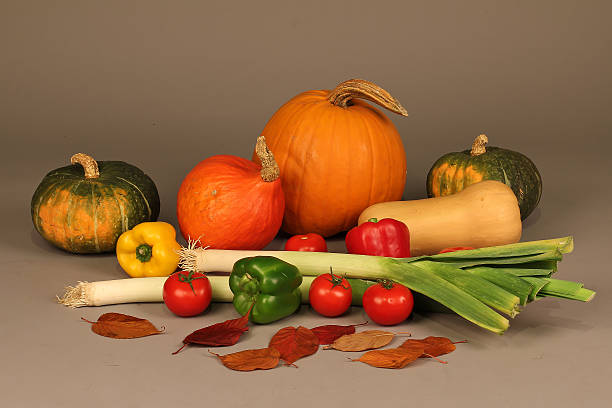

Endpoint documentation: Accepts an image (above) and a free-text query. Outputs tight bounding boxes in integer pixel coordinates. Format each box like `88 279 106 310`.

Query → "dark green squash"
31 153 160 253
426 135 542 220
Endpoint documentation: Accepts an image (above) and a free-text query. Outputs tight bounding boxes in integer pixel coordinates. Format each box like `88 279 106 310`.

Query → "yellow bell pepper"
116 222 181 278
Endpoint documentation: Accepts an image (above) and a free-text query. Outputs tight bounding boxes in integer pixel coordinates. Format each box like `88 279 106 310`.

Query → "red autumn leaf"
400 336 464 358
209 347 280 371
353 343 425 369
326 330 395 352
269 326 319 365
310 322 368 345
82 313 164 339
172 307 252 355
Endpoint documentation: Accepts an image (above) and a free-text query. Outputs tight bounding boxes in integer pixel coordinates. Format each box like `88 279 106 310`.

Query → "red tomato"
163 271 212 317
438 246 475 254
309 270 352 317
285 233 328 252
362 281 414 325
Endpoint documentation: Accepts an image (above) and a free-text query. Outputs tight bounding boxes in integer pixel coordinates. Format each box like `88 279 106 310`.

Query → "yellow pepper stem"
136 244 153 263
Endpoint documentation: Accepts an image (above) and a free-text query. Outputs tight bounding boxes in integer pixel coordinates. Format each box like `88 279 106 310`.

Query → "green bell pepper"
229 256 303 324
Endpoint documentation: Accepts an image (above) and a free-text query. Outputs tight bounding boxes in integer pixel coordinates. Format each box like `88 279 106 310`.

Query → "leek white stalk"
180 247 387 279
57 276 350 308
58 276 234 308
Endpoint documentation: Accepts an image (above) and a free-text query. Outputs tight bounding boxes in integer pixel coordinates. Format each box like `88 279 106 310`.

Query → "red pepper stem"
367 218 379 223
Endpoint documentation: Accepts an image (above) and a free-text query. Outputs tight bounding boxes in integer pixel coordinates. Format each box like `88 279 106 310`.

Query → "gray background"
1 1 610 407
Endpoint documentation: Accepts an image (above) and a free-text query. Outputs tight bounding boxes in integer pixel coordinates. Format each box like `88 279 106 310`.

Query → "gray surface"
1 1 610 407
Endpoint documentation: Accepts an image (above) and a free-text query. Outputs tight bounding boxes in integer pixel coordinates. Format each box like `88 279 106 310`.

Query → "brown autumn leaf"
354 343 425 369
269 326 319 365
400 336 461 358
81 313 164 339
326 330 394 352
310 322 368 345
209 347 280 371
172 309 251 355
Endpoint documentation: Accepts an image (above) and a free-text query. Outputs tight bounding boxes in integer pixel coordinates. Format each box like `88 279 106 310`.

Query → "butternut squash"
358 181 522 256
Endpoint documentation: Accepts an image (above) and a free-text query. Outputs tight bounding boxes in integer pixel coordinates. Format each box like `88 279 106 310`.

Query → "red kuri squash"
177 136 284 249
254 79 408 237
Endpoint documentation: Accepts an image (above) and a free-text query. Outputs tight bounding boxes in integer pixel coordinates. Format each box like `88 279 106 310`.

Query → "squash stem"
470 134 488 156
327 79 408 116
70 153 100 179
255 136 280 182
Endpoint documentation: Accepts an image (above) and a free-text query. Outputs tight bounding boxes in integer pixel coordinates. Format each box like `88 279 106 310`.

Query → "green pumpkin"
31 153 160 253
426 135 542 220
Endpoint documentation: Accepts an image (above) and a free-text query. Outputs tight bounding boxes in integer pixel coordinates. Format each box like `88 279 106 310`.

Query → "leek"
58 236 595 335
174 236 593 334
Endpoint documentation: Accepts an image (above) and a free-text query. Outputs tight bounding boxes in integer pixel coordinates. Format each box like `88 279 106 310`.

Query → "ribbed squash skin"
31 161 160 253
427 147 542 220
177 155 285 250
256 90 407 237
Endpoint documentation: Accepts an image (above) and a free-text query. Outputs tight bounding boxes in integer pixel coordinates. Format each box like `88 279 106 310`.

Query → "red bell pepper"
345 218 411 257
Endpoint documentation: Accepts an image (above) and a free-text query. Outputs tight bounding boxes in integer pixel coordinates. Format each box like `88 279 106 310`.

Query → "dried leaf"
210 347 280 371
354 345 425 369
400 336 458 358
269 326 319 365
82 313 163 339
310 322 367 345
173 311 251 354
327 330 394 352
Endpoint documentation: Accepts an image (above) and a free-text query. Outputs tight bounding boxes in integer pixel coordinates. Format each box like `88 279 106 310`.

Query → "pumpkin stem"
255 136 280 182
71 153 100 179
470 134 488 156
327 79 408 116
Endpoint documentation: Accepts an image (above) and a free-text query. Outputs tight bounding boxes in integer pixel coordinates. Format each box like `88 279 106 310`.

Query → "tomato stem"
377 279 395 290
177 271 208 295
326 267 351 290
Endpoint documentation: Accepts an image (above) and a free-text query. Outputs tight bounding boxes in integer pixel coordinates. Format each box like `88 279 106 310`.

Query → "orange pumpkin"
254 79 408 237
177 136 284 249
